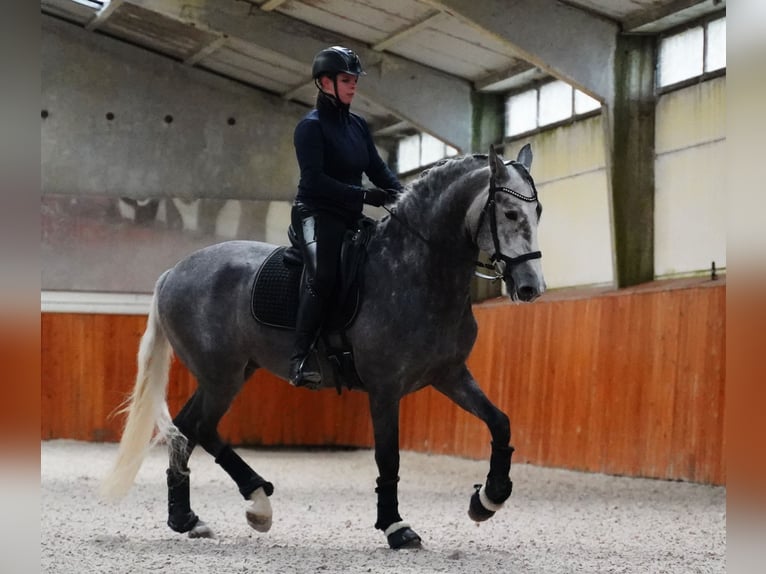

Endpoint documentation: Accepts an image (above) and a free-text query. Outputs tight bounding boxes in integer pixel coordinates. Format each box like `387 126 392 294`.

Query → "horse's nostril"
518 286 538 302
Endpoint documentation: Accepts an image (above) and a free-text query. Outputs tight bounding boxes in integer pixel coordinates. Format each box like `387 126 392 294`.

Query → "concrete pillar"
471 92 505 155
605 35 657 287
470 92 505 301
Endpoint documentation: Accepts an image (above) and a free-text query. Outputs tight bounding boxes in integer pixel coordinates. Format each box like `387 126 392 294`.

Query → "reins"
381 205 432 247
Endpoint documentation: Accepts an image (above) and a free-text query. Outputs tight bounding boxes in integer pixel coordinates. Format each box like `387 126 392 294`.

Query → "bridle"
473 161 542 281
382 160 541 282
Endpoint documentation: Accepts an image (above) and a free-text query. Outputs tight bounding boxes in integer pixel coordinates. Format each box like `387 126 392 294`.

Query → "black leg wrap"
373 477 402 531
486 443 515 504
489 442 514 477
166 469 200 533
215 445 274 499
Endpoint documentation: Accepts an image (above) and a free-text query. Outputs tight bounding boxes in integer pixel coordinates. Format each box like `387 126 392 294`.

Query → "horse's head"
473 145 545 302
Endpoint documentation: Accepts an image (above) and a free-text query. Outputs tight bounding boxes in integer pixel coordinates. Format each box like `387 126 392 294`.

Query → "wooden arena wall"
41 278 725 485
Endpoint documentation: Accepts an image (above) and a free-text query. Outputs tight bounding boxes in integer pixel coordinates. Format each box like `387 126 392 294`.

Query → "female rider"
289 46 402 387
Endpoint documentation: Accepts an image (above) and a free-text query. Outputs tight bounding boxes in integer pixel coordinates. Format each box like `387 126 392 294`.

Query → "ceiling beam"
184 34 228 66
474 60 536 91
259 0 289 11
372 12 443 51
129 0 473 151
422 0 618 101
280 80 313 100
374 120 411 137
85 0 124 31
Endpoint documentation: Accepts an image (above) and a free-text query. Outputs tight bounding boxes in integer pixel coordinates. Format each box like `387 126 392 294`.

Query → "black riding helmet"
311 46 366 80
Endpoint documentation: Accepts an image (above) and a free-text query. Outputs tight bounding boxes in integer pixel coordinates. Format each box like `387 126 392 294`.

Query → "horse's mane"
409 154 489 197
385 154 492 240
394 154 489 211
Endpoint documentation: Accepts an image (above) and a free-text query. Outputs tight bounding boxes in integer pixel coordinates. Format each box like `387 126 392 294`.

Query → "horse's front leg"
368 393 422 549
433 366 514 522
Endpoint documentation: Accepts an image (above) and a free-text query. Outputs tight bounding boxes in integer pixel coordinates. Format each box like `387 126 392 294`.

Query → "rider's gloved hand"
384 188 402 203
363 187 389 207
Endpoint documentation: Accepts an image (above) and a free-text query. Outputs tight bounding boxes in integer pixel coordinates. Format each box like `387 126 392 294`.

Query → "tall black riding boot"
289 287 324 387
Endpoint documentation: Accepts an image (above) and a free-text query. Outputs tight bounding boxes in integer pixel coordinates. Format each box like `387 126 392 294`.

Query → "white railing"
41 291 152 315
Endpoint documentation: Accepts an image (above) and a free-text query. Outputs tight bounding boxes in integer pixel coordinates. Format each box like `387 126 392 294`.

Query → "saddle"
250 218 375 393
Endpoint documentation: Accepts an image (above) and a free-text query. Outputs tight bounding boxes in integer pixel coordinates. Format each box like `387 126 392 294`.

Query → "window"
506 90 537 136
505 80 601 137
705 18 726 72
397 133 457 174
539 81 573 125
397 134 421 173
574 90 601 115
658 26 704 86
421 133 450 165
658 17 726 88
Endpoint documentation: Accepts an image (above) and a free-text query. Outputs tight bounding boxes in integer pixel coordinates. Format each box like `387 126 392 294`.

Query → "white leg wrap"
479 484 505 512
384 521 410 537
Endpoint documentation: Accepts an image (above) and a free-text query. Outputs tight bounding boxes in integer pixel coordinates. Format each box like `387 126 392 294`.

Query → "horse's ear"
488 144 508 181
517 143 533 170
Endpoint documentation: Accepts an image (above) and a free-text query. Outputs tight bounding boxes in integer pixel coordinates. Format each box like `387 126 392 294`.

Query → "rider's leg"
289 205 346 387
290 283 324 386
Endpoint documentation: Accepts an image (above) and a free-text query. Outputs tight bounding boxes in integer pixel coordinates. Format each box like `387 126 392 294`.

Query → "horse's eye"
505 211 519 222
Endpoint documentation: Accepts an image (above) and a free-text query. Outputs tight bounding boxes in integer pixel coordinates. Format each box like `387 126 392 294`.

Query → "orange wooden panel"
41 279 726 484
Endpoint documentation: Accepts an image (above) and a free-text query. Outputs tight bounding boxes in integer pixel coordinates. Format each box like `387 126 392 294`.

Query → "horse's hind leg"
167 390 215 538
176 374 275 535
433 366 514 522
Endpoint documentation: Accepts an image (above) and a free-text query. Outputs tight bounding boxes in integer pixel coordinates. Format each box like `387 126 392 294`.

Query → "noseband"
473 162 542 281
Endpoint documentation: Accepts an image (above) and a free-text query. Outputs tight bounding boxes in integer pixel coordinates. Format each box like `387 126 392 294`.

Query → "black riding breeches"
291 204 355 301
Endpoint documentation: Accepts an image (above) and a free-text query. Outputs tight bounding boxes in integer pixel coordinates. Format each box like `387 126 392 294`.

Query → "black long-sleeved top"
293 92 402 218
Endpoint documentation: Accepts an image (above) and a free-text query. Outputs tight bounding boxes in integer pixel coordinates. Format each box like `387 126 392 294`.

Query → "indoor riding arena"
42 1 729 572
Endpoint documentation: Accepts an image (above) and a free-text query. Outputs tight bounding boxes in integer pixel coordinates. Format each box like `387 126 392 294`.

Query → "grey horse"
101 144 545 549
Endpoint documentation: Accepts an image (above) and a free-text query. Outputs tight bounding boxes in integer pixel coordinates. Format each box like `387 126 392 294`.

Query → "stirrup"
289 355 321 388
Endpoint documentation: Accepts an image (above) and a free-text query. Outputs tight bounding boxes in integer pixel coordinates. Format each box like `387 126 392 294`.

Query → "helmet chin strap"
315 76 355 112
315 77 342 104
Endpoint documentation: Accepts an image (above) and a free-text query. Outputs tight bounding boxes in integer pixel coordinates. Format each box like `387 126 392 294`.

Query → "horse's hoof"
246 487 273 532
468 484 506 522
246 507 273 532
468 491 495 522
187 520 215 539
385 524 422 550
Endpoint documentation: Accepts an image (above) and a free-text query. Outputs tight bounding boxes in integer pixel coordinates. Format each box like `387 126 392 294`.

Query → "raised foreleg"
433 366 514 522
368 393 422 549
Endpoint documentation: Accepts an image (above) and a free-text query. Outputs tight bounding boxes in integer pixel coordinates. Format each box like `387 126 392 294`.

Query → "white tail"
100 278 182 500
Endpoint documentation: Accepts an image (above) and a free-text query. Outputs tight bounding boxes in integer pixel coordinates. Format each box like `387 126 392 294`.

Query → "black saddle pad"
250 247 360 330
251 247 302 329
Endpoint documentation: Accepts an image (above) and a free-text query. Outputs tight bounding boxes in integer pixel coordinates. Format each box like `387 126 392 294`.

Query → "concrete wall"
505 116 614 290
655 76 726 277
42 16 304 202
40 16 395 293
